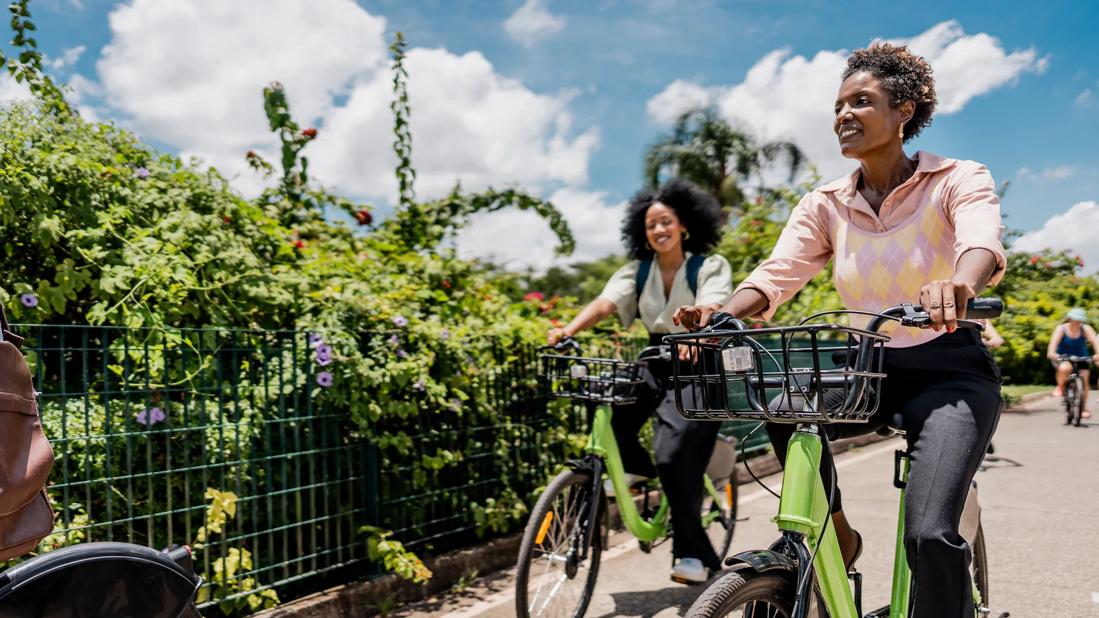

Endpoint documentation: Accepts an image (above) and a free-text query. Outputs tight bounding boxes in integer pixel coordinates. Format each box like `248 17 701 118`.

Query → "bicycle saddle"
0 542 201 618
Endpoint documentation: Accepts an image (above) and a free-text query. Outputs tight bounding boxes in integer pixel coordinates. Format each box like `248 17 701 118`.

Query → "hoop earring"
682 230 690 241
645 242 653 250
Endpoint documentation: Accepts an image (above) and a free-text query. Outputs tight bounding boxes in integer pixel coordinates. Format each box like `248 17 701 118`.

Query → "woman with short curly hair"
549 178 733 583
677 43 1006 615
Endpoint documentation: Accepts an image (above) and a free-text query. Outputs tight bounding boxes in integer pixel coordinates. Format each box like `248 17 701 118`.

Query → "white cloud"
1076 88 1094 109
646 21 1045 181
504 0 566 46
0 74 32 106
96 0 388 194
48 45 86 70
1014 201 1099 271
88 0 602 267
1042 166 1077 180
454 187 626 269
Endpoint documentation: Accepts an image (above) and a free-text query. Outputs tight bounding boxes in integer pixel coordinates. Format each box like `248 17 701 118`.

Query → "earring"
645 241 653 250
682 230 690 241
897 124 905 140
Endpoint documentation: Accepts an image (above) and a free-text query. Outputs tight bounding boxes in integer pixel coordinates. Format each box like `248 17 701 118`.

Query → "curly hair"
843 42 937 143
621 179 724 260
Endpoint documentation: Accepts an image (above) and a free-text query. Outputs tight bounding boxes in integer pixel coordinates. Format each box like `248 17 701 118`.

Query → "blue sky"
19 0 1099 268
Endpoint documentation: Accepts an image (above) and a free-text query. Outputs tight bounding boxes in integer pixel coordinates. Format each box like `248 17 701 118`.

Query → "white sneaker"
603 473 648 497
670 557 709 584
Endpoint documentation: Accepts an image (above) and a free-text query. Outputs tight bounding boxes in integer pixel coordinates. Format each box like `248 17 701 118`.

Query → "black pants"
767 329 1001 618
612 355 722 571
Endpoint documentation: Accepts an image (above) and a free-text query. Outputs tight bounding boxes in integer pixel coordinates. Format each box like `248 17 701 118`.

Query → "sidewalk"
393 392 1099 617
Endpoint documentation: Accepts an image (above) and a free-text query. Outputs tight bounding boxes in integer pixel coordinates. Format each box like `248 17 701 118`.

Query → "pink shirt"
737 151 1006 347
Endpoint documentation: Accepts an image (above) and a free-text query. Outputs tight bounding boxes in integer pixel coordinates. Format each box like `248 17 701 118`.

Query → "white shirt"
598 252 733 334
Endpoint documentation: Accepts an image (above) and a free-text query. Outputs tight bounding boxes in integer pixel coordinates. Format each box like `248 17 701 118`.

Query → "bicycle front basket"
665 324 887 424
541 353 646 405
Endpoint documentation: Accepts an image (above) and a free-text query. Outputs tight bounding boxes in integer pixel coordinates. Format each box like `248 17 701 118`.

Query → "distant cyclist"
1047 307 1099 418
548 179 733 583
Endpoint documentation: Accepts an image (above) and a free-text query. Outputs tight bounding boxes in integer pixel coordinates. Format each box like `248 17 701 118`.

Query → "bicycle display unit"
665 299 1005 618
515 340 738 618
1057 354 1092 427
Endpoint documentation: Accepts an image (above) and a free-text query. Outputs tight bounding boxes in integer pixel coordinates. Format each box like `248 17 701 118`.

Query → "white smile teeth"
840 129 859 138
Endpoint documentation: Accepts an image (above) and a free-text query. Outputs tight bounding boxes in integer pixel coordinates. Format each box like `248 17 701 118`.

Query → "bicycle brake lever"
898 304 984 331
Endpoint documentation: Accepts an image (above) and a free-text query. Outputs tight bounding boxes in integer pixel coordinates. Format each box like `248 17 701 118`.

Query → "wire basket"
541 352 647 405
665 324 888 424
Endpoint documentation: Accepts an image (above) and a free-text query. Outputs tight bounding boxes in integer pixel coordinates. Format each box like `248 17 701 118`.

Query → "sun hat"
1066 307 1089 322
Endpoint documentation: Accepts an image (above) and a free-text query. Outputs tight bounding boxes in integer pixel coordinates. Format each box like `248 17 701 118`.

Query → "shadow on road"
590 584 704 618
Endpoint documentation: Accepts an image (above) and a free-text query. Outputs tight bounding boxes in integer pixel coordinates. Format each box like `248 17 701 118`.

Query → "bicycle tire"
971 523 990 610
515 468 604 618
1073 376 1086 426
1064 380 1076 425
686 570 794 617
705 466 738 562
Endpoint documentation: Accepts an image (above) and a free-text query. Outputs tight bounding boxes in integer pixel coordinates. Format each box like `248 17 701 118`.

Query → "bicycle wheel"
1073 376 1086 426
1064 380 1076 425
704 469 738 562
516 468 604 618
971 523 990 610
686 570 794 617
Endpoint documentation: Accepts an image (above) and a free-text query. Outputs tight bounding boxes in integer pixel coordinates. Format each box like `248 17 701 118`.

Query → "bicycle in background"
1058 355 1093 427
514 339 738 618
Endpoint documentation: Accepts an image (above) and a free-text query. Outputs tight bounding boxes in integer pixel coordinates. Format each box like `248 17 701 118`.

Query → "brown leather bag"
0 305 55 560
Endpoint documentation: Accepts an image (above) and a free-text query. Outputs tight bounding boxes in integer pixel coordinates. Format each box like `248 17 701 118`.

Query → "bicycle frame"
584 404 727 543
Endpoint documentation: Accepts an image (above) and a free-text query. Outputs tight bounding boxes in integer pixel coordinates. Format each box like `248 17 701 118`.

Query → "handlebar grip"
704 311 748 332
965 297 1003 319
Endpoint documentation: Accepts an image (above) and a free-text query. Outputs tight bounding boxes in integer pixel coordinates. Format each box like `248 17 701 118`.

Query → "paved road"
397 393 1099 617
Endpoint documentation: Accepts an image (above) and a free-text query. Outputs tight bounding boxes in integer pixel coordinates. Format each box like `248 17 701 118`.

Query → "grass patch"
1001 384 1049 407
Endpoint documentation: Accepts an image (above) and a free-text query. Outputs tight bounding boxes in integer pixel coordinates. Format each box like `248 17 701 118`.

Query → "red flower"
749 219 763 227
1076 256 1085 267
246 150 258 159
1028 256 1039 265
441 279 452 289
222 215 232 224
302 128 318 139
355 209 373 225
294 240 305 249
550 319 563 328
524 292 545 302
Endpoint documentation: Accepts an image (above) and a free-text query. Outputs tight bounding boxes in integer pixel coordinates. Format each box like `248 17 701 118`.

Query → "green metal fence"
11 324 769 614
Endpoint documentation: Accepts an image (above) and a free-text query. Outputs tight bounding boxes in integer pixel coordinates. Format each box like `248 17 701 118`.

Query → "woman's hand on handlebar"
547 327 570 345
917 279 975 332
673 304 720 332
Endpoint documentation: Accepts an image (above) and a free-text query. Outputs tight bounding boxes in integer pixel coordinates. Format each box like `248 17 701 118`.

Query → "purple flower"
397 349 408 359
440 328 450 341
392 316 408 328
308 333 324 348
388 335 400 346
136 407 166 426
316 371 333 388
449 398 463 412
315 353 333 367
134 167 151 179
19 293 38 308
315 344 332 358
413 380 426 391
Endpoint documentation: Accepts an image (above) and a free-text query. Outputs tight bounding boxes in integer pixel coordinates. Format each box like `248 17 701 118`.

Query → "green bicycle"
515 340 739 618
665 299 1005 618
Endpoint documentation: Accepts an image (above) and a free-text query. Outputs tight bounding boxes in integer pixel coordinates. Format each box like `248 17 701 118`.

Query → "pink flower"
524 292 545 302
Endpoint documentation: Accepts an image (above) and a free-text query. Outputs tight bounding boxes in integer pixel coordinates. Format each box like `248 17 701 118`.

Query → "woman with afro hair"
676 43 1006 615
548 178 733 583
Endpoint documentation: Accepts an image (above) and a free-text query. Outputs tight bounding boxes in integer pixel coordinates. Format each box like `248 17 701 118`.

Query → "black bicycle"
0 542 202 617
1058 354 1093 426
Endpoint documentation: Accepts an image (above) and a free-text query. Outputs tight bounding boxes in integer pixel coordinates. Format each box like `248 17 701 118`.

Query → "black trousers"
767 329 1001 618
612 352 722 571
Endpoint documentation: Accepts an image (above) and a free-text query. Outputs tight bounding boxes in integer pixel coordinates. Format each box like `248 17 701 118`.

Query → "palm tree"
644 108 806 214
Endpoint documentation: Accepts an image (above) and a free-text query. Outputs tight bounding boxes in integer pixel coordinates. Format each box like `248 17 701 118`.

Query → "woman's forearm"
954 248 999 295
722 288 770 320
562 298 617 337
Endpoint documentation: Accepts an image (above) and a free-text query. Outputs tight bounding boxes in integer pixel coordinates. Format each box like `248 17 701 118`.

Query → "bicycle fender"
721 549 798 575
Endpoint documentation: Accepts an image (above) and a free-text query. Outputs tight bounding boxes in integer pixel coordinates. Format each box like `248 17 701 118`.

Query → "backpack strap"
634 259 653 318
685 253 707 298
635 254 709 317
